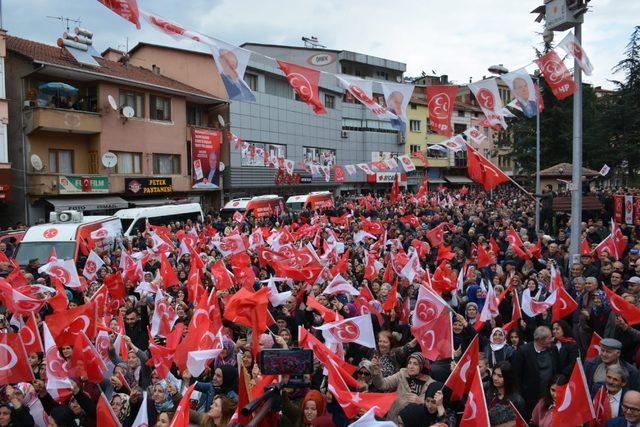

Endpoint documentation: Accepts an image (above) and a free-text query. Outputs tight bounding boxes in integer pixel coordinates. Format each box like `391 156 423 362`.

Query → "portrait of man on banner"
207 38 256 102
500 68 538 118
382 82 414 135
191 129 222 189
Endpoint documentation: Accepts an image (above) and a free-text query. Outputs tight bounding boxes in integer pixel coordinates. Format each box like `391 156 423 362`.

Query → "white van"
114 203 204 237
220 198 252 219
15 211 122 266
286 191 333 212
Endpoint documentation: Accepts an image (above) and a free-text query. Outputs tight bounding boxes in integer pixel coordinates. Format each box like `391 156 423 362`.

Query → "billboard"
191 128 221 189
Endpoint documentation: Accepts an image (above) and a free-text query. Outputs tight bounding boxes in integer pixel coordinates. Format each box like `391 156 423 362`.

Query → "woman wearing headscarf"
147 380 180 427
371 330 418 377
109 393 132 426
484 328 515 368
464 302 480 329
0 385 35 427
13 383 46 427
213 337 237 370
582 289 612 339
281 389 332 427
371 352 435 421
396 382 457 427
194 365 239 412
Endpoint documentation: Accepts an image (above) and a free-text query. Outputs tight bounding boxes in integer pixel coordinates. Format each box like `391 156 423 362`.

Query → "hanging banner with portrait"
191 128 221 189
500 68 538 118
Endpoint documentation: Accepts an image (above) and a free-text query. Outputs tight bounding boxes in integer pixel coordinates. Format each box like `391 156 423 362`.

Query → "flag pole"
466 143 536 200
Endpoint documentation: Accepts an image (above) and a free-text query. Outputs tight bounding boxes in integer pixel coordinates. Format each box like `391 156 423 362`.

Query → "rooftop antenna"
47 15 81 32
302 36 325 49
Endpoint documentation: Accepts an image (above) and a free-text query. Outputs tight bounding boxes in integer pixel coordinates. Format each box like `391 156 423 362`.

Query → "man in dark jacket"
606 390 640 426
124 306 150 351
585 338 640 391
536 184 554 233
512 326 559 418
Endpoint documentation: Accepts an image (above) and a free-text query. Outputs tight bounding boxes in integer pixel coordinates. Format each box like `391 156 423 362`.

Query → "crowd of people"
0 184 639 427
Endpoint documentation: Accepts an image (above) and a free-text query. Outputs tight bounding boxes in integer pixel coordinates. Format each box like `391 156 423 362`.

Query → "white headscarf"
489 327 506 352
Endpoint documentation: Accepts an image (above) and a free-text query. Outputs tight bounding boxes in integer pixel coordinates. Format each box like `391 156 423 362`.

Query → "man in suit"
592 365 630 419
512 325 559 418
585 338 640 391
607 390 640 427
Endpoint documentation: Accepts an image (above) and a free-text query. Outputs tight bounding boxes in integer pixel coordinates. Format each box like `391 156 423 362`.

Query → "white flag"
354 230 376 244
357 163 374 175
599 164 610 176
348 407 396 427
131 392 149 427
468 79 507 129
441 134 466 152
187 349 223 377
381 81 414 133
41 259 83 289
321 165 331 182
322 274 360 296
558 32 593 76
397 155 416 172
464 126 487 144
204 37 256 102
336 74 397 120
284 159 294 175
500 68 538 118
315 314 376 349
82 250 104 281
43 322 72 394
345 165 357 176
384 158 398 169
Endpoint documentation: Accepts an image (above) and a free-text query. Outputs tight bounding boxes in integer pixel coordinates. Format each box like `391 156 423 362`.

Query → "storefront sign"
366 172 408 184
274 169 313 185
307 52 336 67
125 177 173 195
58 175 109 194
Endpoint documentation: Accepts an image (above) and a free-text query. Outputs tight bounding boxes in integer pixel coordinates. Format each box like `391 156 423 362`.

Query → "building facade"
4 35 228 226
0 30 10 214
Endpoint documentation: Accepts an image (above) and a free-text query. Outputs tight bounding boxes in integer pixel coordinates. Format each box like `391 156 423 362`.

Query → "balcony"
24 107 102 135
425 157 449 168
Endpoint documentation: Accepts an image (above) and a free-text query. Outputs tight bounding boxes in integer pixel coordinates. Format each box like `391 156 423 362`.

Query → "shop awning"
427 178 447 184
46 196 129 212
444 175 473 184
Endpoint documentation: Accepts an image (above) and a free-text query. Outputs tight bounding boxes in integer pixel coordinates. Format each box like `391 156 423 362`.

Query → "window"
410 120 421 132
303 147 336 167
426 118 434 134
119 90 144 118
457 110 465 117
241 143 287 167
324 94 335 109
410 144 421 154
153 154 180 174
342 118 361 130
115 152 142 174
265 75 293 98
410 103 417 110
186 105 205 126
49 149 73 173
454 150 468 168
454 124 467 135
244 73 258 91
0 123 7 163
149 95 171 121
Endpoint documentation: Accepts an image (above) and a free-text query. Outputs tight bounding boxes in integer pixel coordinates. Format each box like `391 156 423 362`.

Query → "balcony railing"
24 107 102 135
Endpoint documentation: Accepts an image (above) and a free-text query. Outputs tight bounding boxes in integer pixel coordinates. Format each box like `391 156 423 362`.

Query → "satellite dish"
107 95 118 111
102 152 118 168
31 154 43 171
217 115 226 127
219 162 226 172
122 106 135 119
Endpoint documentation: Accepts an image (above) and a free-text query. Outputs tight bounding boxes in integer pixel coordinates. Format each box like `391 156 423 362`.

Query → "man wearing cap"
627 277 640 299
585 338 640 391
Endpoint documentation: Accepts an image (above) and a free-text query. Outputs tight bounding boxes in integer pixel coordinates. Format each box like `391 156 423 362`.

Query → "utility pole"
535 75 541 233
569 22 583 262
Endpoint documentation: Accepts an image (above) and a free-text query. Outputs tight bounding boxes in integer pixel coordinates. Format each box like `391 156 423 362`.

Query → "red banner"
635 197 640 227
614 195 623 224
191 128 221 189
334 166 346 183
97 0 141 29
534 50 577 100
425 85 458 137
277 60 326 115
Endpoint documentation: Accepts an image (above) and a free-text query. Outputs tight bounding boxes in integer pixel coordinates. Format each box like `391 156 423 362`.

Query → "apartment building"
5 35 227 225
0 30 10 215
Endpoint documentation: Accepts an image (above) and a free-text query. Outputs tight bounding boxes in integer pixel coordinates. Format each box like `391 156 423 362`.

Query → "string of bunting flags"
97 0 593 185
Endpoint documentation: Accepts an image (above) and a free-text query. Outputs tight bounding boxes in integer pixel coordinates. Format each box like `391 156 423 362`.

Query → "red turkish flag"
333 165 346 182
460 368 490 427
96 391 122 427
411 311 453 361
586 332 602 360
307 295 342 323
426 222 447 247
444 335 480 401
0 332 35 385
20 312 44 354
580 239 592 255
159 252 179 288
70 332 107 384
489 236 500 256
277 60 326 114
604 285 640 325
211 260 235 290
552 285 578 322
502 292 522 333
552 361 595 427
506 226 525 248
362 218 385 236
432 261 456 293
103 272 126 300
535 50 577 100
224 287 271 356
426 85 458 137
411 239 431 259
97 0 141 29
476 244 494 268
45 301 97 346
593 385 611 427
508 400 529 427
466 146 509 190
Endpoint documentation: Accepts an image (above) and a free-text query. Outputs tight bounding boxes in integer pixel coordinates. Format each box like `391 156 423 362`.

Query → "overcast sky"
4 0 638 89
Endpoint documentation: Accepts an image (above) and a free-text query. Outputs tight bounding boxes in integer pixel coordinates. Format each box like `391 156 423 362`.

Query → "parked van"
221 195 286 219
114 203 204 237
14 211 122 266
286 191 333 211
